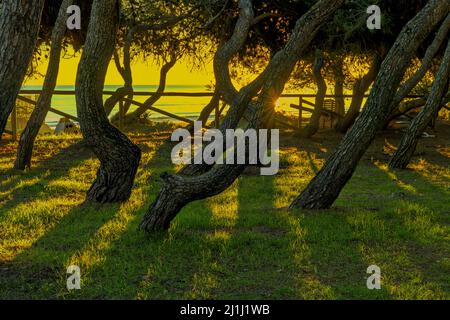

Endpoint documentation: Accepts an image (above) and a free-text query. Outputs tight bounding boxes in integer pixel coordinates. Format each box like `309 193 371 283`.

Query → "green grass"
0 126 449 300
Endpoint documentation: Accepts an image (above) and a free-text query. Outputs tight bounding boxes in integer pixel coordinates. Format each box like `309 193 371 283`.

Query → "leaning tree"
290 0 450 210
14 0 74 170
14 0 94 169
389 37 450 169
140 0 346 232
289 0 430 135
384 13 450 126
0 0 45 139
75 0 141 203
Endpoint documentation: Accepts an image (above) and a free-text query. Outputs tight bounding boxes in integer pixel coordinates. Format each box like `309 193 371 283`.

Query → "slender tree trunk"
0 0 45 138
386 13 450 126
105 21 184 120
104 69 128 117
298 53 327 138
334 58 345 117
104 50 133 117
185 90 221 134
393 13 450 107
290 0 450 210
334 56 381 133
176 1 260 178
76 0 141 203
140 0 345 232
197 90 221 125
103 24 154 118
14 0 72 170
117 56 176 124
387 97 427 122
389 39 450 169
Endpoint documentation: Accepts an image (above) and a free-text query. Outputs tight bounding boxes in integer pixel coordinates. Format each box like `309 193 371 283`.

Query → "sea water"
20 84 314 128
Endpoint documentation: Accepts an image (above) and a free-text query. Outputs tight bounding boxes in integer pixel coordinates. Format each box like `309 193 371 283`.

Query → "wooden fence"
4 90 425 141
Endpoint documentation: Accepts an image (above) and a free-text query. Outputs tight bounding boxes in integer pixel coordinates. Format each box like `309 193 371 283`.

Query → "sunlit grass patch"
0 128 448 299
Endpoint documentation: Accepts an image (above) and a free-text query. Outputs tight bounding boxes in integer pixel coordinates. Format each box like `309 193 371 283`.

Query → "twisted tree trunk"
14 0 72 170
0 0 45 138
197 90 221 125
140 0 345 232
177 0 259 177
334 56 382 133
103 50 133 117
389 38 450 169
334 58 345 117
385 13 450 127
105 19 185 121
290 0 450 210
298 53 327 138
76 0 141 203
393 13 450 107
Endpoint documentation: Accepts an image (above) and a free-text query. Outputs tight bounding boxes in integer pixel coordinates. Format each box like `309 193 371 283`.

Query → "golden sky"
25 53 215 87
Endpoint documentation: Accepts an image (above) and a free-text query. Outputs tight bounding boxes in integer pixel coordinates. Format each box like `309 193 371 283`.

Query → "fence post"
298 96 303 129
11 103 17 141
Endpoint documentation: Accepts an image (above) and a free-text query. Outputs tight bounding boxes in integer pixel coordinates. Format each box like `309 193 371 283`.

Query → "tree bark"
389 38 450 169
387 97 427 122
76 0 141 203
14 0 72 170
0 0 45 138
104 47 133 117
104 23 158 118
140 0 346 232
177 0 259 177
298 53 327 138
334 56 381 133
393 13 450 107
385 13 450 126
334 58 345 117
290 0 450 210
197 90 221 125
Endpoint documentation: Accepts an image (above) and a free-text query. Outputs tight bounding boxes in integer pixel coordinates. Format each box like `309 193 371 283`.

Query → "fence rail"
4 90 425 141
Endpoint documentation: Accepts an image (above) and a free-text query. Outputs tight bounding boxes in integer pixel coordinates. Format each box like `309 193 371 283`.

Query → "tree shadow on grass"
134 172 280 300
46 134 189 299
74 134 230 299
297 158 448 300
0 130 174 299
0 201 121 299
363 162 450 299
272 146 391 300
294 156 449 299
0 141 93 215
0 137 88 189
63 156 283 299
65 196 216 299
208 174 292 299
0 128 188 299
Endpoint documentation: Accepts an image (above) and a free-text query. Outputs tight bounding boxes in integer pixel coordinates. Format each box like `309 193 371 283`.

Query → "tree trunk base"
87 159 140 203
15 137 34 170
335 112 359 133
85 129 142 203
140 173 188 231
388 139 418 170
14 119 42 170
289 191 334 210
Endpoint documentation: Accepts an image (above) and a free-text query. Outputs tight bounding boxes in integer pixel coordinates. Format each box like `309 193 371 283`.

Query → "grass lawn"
0 122 449 300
